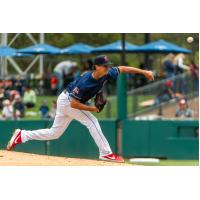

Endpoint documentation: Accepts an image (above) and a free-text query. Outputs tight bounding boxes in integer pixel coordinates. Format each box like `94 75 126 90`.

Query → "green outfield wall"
122 120 199 159
0 120 198 160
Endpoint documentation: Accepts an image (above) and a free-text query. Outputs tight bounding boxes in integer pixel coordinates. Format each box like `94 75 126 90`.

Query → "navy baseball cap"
94 55 112 66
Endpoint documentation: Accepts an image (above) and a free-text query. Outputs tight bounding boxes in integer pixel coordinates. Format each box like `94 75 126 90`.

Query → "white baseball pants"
21 91 112 156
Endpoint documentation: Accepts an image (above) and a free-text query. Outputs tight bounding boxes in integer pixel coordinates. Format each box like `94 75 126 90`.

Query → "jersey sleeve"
107 67 120 80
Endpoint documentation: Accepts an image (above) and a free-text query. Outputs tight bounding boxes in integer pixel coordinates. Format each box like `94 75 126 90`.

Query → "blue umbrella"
134 39 191 54
61 43 94 54
18 43 61 55
0 46 32 57
92 40 138 53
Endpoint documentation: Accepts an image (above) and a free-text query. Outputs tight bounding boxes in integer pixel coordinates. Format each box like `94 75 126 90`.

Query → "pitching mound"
0 150 130 166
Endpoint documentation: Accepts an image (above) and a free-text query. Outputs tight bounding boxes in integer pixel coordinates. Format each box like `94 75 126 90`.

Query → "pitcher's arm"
70 98 99 112
118 66 154 81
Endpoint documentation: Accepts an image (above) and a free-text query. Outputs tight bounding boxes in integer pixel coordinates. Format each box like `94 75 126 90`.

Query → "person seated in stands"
1 99 14 120
9 90 20 102
175 98 192 118
13 95 25 120
162 53 176 78
154 80 183 105
23 85 37 108
39 100 49 119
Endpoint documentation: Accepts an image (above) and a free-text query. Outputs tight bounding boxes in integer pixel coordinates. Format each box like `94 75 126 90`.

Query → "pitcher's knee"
49 128 63 139
83 117 98 130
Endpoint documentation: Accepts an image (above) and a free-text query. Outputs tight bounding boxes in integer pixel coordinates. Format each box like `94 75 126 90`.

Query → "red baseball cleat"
99 153 124 163
7 129 22 151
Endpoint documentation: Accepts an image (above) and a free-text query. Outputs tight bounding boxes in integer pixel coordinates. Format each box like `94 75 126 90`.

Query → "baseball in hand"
187 37 194 43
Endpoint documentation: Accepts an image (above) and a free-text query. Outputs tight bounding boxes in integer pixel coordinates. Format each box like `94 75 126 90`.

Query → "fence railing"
101 71 199 119
126 71 199 118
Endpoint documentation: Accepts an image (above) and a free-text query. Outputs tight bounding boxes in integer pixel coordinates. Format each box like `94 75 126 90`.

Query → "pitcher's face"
95 65 109 75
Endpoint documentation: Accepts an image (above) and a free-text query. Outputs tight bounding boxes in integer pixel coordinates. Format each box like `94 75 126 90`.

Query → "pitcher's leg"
21 110 72 143
76 111 124 162
67 108 112 156
7 92 73 151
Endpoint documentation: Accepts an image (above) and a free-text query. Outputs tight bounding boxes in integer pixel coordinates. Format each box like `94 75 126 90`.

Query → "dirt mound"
0 150 130 166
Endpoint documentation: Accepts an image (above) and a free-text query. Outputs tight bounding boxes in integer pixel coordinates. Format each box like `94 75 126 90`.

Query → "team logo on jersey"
72 87 79 94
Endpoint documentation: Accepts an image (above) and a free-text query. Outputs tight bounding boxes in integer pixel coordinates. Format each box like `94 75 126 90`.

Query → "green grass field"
127 159 199 166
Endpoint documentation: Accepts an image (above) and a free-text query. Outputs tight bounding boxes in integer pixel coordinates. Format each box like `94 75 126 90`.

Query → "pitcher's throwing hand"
144 70 154 81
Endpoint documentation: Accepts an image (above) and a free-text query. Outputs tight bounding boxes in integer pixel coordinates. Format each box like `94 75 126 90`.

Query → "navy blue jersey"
67 67 120 103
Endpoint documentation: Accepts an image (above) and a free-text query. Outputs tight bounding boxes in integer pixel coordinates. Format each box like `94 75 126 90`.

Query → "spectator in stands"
175 98 192 118
54 60 78 93
49 100 57 119
1 99 14 120
162 53 176 78
9 90 20 102
50 75 58 96
174 53 190 74
63 61 79 87
23 85 37 108
189 60 199 91
13 95 25 120
39 100 49 119
154 80 183 105
174 53 190 94
53 61 69 93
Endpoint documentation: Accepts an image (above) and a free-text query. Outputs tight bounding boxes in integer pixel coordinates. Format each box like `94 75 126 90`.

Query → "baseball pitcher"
7 55 154 163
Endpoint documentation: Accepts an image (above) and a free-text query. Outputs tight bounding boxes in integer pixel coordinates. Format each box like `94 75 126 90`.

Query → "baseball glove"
94 91 107 113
